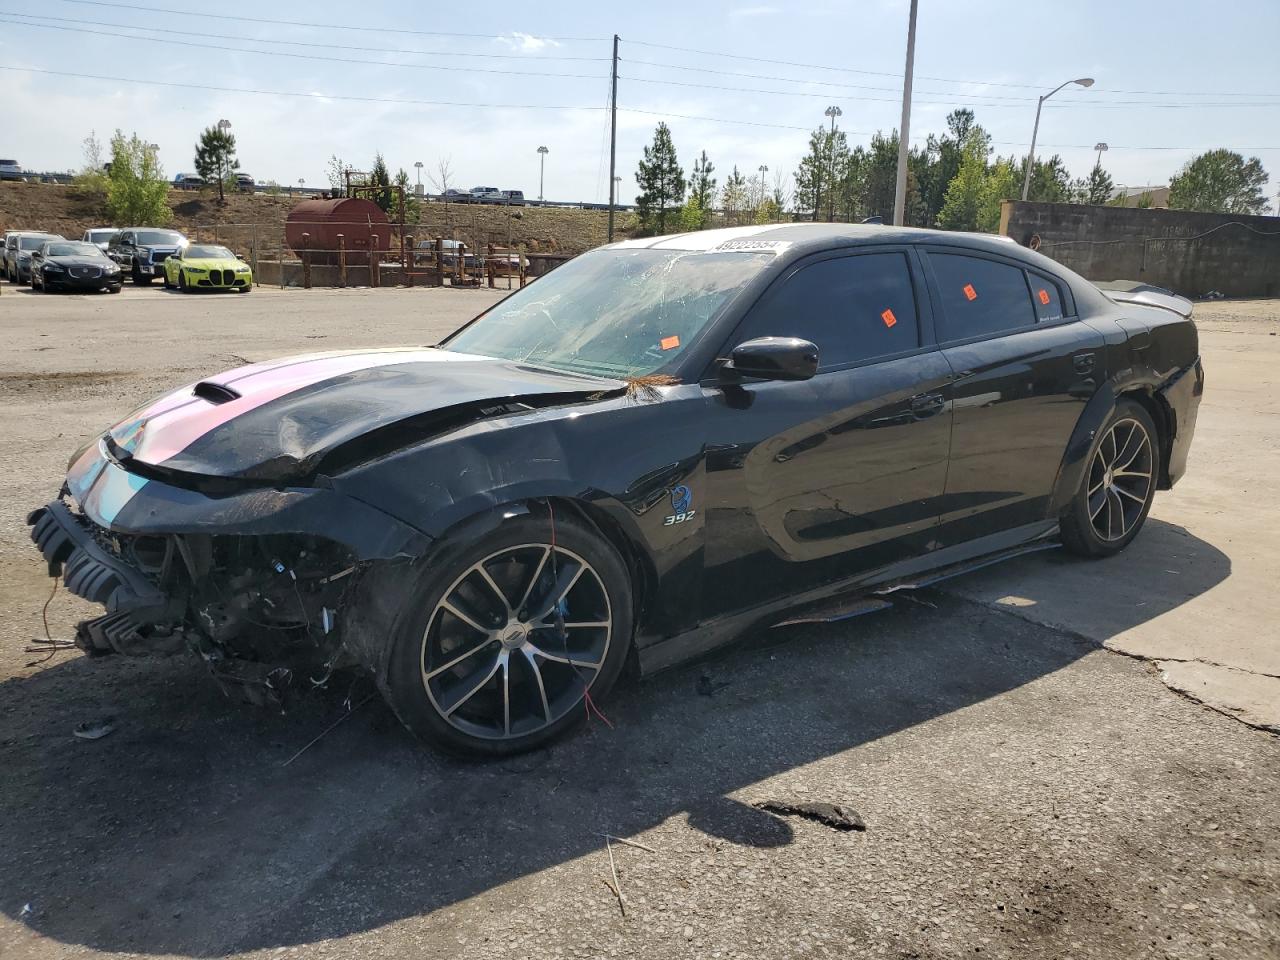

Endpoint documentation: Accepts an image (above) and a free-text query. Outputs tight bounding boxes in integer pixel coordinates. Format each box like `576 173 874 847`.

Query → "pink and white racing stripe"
111 348 483 466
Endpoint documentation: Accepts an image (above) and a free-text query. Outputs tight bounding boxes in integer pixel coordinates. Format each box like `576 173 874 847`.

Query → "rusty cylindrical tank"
285 198 391 266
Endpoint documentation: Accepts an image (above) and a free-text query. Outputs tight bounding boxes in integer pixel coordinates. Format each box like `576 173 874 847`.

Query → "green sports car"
162 243 253 292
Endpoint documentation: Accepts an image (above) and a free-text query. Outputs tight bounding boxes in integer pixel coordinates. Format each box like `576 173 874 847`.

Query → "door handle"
1073 353 1096 374
910 393 946 419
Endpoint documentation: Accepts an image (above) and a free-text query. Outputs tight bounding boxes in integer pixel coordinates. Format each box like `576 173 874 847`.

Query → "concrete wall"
1000 201 1280 298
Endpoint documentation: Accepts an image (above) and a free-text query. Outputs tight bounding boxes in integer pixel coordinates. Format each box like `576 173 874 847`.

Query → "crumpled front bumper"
58 437 432 560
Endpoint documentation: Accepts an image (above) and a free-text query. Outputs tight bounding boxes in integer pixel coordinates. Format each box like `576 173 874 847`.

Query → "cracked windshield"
442 247 776 379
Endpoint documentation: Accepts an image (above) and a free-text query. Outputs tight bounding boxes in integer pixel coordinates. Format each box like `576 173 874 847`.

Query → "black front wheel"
1060 399 1160 557
377 510 633 756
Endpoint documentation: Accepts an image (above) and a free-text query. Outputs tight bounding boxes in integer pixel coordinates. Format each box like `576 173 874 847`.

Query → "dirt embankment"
0 181 636 255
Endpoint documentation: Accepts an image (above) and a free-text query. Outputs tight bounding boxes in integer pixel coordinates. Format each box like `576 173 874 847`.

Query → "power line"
623 57 1280 101
619 74 1280 109
624 38 1280 99
0 11 609 62
4 64 1279 154
49 0 607 41
0 17 605 80
0 64 607 111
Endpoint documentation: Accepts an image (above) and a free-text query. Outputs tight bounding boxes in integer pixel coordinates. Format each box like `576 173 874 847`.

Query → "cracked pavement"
0 286 1275 959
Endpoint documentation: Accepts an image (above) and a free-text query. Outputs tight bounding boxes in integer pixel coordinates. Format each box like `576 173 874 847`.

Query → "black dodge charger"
28 224 1203 755
29 239 124 293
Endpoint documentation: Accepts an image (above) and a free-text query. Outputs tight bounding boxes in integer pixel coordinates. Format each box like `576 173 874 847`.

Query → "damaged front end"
29 498 365 704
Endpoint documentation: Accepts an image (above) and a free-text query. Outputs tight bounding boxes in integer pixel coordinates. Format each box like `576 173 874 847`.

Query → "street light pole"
1021 77 1094 201
414 160 423 189
823 105 841 222
537 145 549 201
892 0 918 226
1093 142 1109 170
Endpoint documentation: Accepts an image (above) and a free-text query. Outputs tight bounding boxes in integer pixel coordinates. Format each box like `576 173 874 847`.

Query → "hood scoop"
192 381 241 405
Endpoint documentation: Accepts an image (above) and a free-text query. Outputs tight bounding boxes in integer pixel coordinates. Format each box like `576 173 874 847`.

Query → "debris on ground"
696 673 731 697
72 718 117 741
753 799 867 832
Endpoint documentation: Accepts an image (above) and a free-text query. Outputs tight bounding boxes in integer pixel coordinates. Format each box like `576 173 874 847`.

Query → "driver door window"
731 251 921 370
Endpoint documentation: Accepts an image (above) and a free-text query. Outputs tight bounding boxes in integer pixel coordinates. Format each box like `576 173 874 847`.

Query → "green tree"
976 158 1020 232
369 153 393 213
1083 163 1114 204
793 126 849 221
720 166 750 226
635 123 686 234
1020 154 1072 203
689 150 717 216
937 127 993 231
861 131 900 222
193 125 238 203
1168 149 1269 214
394 167 421 224
105 130 170 226
678 195 704 232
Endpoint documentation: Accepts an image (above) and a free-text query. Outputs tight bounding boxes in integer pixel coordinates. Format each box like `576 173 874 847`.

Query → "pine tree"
689 150 717 216
634 123 686 235
1085 163 1114 205
194 125 238 203
720 166 749 226
369 153 393 213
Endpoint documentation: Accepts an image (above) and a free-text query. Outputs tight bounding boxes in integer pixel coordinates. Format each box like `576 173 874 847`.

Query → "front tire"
132 262 151 285
1060 399 1160 558
379 510 633 756
178 270 188 292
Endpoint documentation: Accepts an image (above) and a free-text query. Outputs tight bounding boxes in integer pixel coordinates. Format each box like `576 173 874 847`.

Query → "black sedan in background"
29 240 123 293
28 223 1202 756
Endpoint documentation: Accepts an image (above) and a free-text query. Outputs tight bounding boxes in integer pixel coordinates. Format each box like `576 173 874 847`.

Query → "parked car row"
174 173 256 192
437 186 526 205
3 226 254 293
3 230 122 292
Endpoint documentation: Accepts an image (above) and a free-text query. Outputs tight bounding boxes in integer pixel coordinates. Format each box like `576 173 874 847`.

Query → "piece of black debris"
73 718 117 741
696 674 730 697
753 799 867 832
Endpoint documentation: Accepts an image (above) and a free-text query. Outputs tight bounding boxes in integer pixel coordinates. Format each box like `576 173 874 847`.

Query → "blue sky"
1 0 1277 208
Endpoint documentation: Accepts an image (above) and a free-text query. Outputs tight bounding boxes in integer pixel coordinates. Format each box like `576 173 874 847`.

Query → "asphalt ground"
0 282 1276 959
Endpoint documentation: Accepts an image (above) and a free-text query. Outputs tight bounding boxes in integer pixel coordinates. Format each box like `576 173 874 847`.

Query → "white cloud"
494 32 562 52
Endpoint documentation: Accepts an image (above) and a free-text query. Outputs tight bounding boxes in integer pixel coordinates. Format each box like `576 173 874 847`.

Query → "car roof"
607 221 1016 255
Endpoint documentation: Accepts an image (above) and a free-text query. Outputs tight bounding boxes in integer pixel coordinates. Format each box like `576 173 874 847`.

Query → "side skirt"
636 520 1059 675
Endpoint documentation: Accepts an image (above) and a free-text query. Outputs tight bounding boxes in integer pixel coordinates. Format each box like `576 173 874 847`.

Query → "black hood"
106 348 624 485
46 255 115 268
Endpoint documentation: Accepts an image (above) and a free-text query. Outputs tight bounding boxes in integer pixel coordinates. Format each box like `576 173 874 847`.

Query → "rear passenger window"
931 253 1036 341
1030 274 1067 322
736 252 920 369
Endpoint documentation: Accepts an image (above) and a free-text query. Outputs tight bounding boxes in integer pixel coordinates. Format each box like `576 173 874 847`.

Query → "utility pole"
607 34 619 242
892 0 918 226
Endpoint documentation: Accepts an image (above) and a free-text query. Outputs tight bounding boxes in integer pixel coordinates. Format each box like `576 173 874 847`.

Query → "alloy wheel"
1087 417 1154 541
421 543 612 741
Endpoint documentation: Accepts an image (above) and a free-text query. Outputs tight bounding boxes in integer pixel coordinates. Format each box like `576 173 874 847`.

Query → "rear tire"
378 510 633 757
1060 399 1160 558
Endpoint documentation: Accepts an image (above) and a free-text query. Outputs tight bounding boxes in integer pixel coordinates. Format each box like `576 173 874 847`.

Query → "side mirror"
723 337 819 383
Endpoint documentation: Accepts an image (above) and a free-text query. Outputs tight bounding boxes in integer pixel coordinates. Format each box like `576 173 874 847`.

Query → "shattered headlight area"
30 500 363 706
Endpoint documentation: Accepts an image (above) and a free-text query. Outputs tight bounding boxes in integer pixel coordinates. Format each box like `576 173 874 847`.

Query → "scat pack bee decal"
664 484 695 526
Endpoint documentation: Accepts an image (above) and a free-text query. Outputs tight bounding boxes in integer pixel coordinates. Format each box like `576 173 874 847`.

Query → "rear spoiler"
1095 281 1194 319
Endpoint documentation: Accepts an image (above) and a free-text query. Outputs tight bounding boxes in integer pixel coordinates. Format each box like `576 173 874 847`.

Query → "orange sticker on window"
881 308 898 328
1038 288 1051 305
962 283 978 301
660 335 681 351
